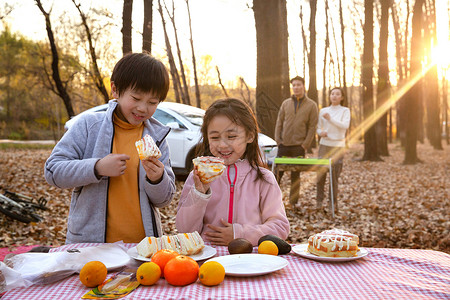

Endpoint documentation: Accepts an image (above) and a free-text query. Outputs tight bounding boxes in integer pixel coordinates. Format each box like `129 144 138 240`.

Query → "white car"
64 102 278 175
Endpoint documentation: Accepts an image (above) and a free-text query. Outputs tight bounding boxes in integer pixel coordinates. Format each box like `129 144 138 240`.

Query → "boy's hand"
95 154 130 177
205 219 234 246
193 167 210 194
142 157 164 183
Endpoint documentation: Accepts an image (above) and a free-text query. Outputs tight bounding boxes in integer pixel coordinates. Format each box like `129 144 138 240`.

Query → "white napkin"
2 243 131 288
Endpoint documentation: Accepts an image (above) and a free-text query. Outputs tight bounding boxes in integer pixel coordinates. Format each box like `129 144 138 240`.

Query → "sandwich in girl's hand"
135 134 161 160
192 156 226 183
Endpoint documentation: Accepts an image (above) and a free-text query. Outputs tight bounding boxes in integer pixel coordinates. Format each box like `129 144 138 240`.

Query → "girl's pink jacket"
176 159 290 246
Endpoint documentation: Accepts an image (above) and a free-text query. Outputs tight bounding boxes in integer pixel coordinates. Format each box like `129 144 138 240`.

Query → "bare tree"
157 0 182 103
308 0 318 150
299 5 309 79
35 0 74 117
185 0 201 108
361 0 381 161
322 0 330 108
376 0 390 156
403 0 425 164
423 0 442 150
308 0 318 104
142 0 152 53
253 0 290 138
164 0 190 105
72 0 109 103
216 66 228 98
239 77 253 110
338 0 348 107
122 0 133 54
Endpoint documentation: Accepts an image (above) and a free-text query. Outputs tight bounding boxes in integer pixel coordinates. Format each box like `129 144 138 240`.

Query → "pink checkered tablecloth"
2 243 449 299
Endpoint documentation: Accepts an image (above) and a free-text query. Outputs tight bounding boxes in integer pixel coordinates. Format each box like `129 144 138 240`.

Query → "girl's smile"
207 115 253 166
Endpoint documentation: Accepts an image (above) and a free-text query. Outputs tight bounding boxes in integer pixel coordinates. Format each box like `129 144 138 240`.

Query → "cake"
307 229 359 257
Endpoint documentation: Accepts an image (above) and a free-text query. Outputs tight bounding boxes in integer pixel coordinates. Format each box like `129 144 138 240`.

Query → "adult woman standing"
316 87 350 213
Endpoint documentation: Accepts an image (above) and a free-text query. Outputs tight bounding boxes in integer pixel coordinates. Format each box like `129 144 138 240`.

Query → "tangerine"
136 262 161 285
79 261 107 288
258 240 279 255
164 255 199 286
151 249 179 277
198 261 225 286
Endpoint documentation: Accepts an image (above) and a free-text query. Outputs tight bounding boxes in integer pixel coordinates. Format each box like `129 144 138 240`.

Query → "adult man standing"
274 76 318 205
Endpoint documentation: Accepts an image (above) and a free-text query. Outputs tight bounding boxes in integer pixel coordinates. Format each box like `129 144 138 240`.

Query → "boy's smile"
112 84 159 126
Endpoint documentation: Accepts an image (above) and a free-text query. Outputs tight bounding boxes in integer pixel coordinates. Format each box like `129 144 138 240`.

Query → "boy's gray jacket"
44 100 176 244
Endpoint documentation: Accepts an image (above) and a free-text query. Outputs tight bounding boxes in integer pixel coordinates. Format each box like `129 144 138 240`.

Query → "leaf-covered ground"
0 142 448 254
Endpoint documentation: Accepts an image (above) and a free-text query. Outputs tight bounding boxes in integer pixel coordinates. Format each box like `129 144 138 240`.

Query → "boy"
45 53 175 244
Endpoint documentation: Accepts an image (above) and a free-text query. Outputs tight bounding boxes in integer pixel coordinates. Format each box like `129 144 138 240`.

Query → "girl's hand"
142 157 164 183
323 113 331 120
95 154 130 177
193 167 210 194
319 131 328 137
205 219 234 246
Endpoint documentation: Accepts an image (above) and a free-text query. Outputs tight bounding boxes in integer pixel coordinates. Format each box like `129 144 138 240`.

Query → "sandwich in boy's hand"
192 156 226 184
135 134 161 160
136 231 205 258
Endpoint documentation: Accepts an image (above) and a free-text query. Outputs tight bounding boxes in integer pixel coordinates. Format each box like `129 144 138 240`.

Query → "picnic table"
2 243 449 299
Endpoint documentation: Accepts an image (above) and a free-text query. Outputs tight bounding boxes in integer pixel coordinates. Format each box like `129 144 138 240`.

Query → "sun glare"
431 41 450 70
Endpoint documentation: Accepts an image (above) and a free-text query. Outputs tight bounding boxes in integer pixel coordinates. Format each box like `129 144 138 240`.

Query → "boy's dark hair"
290 76 305 85
196 98 267 181
111 52 170 101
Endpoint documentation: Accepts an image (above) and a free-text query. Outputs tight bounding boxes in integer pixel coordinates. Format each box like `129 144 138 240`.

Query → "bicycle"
0 189 48 223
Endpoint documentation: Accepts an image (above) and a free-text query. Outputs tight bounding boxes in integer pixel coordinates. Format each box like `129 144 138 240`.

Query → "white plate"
127 245 217 262
292 244 369 262
206 253 288 277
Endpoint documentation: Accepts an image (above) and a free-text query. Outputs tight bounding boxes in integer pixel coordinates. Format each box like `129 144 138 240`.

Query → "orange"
151 249 179 277
258 240 279 255
79 261 107 288
198 261 225 286
136 262 161 285
164 255 199 286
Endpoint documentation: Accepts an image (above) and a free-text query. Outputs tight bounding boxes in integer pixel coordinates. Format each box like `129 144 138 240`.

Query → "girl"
316 87 350 212
176 98 290 246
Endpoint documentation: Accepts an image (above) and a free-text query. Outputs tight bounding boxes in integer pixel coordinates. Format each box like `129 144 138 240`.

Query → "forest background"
0 0 448 252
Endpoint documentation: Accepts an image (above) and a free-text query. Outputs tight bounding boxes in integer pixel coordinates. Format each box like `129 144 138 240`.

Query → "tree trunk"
164 0 190 105
376 0 390 156
72 0 110 103
142 0 152 53
253 0 290 139
322 0 329 108
308 0 318 150
122 0 133 55
443 75 449 144
35 0 74 117
339 0 348 107
158 0 181 103
186 0 201 108
361 0 380 161
403 0 425 164
423 0 442 149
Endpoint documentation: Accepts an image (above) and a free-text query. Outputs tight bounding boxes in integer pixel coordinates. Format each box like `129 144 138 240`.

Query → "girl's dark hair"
196 98 267 181
329 87 346 106
111 52 170 101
